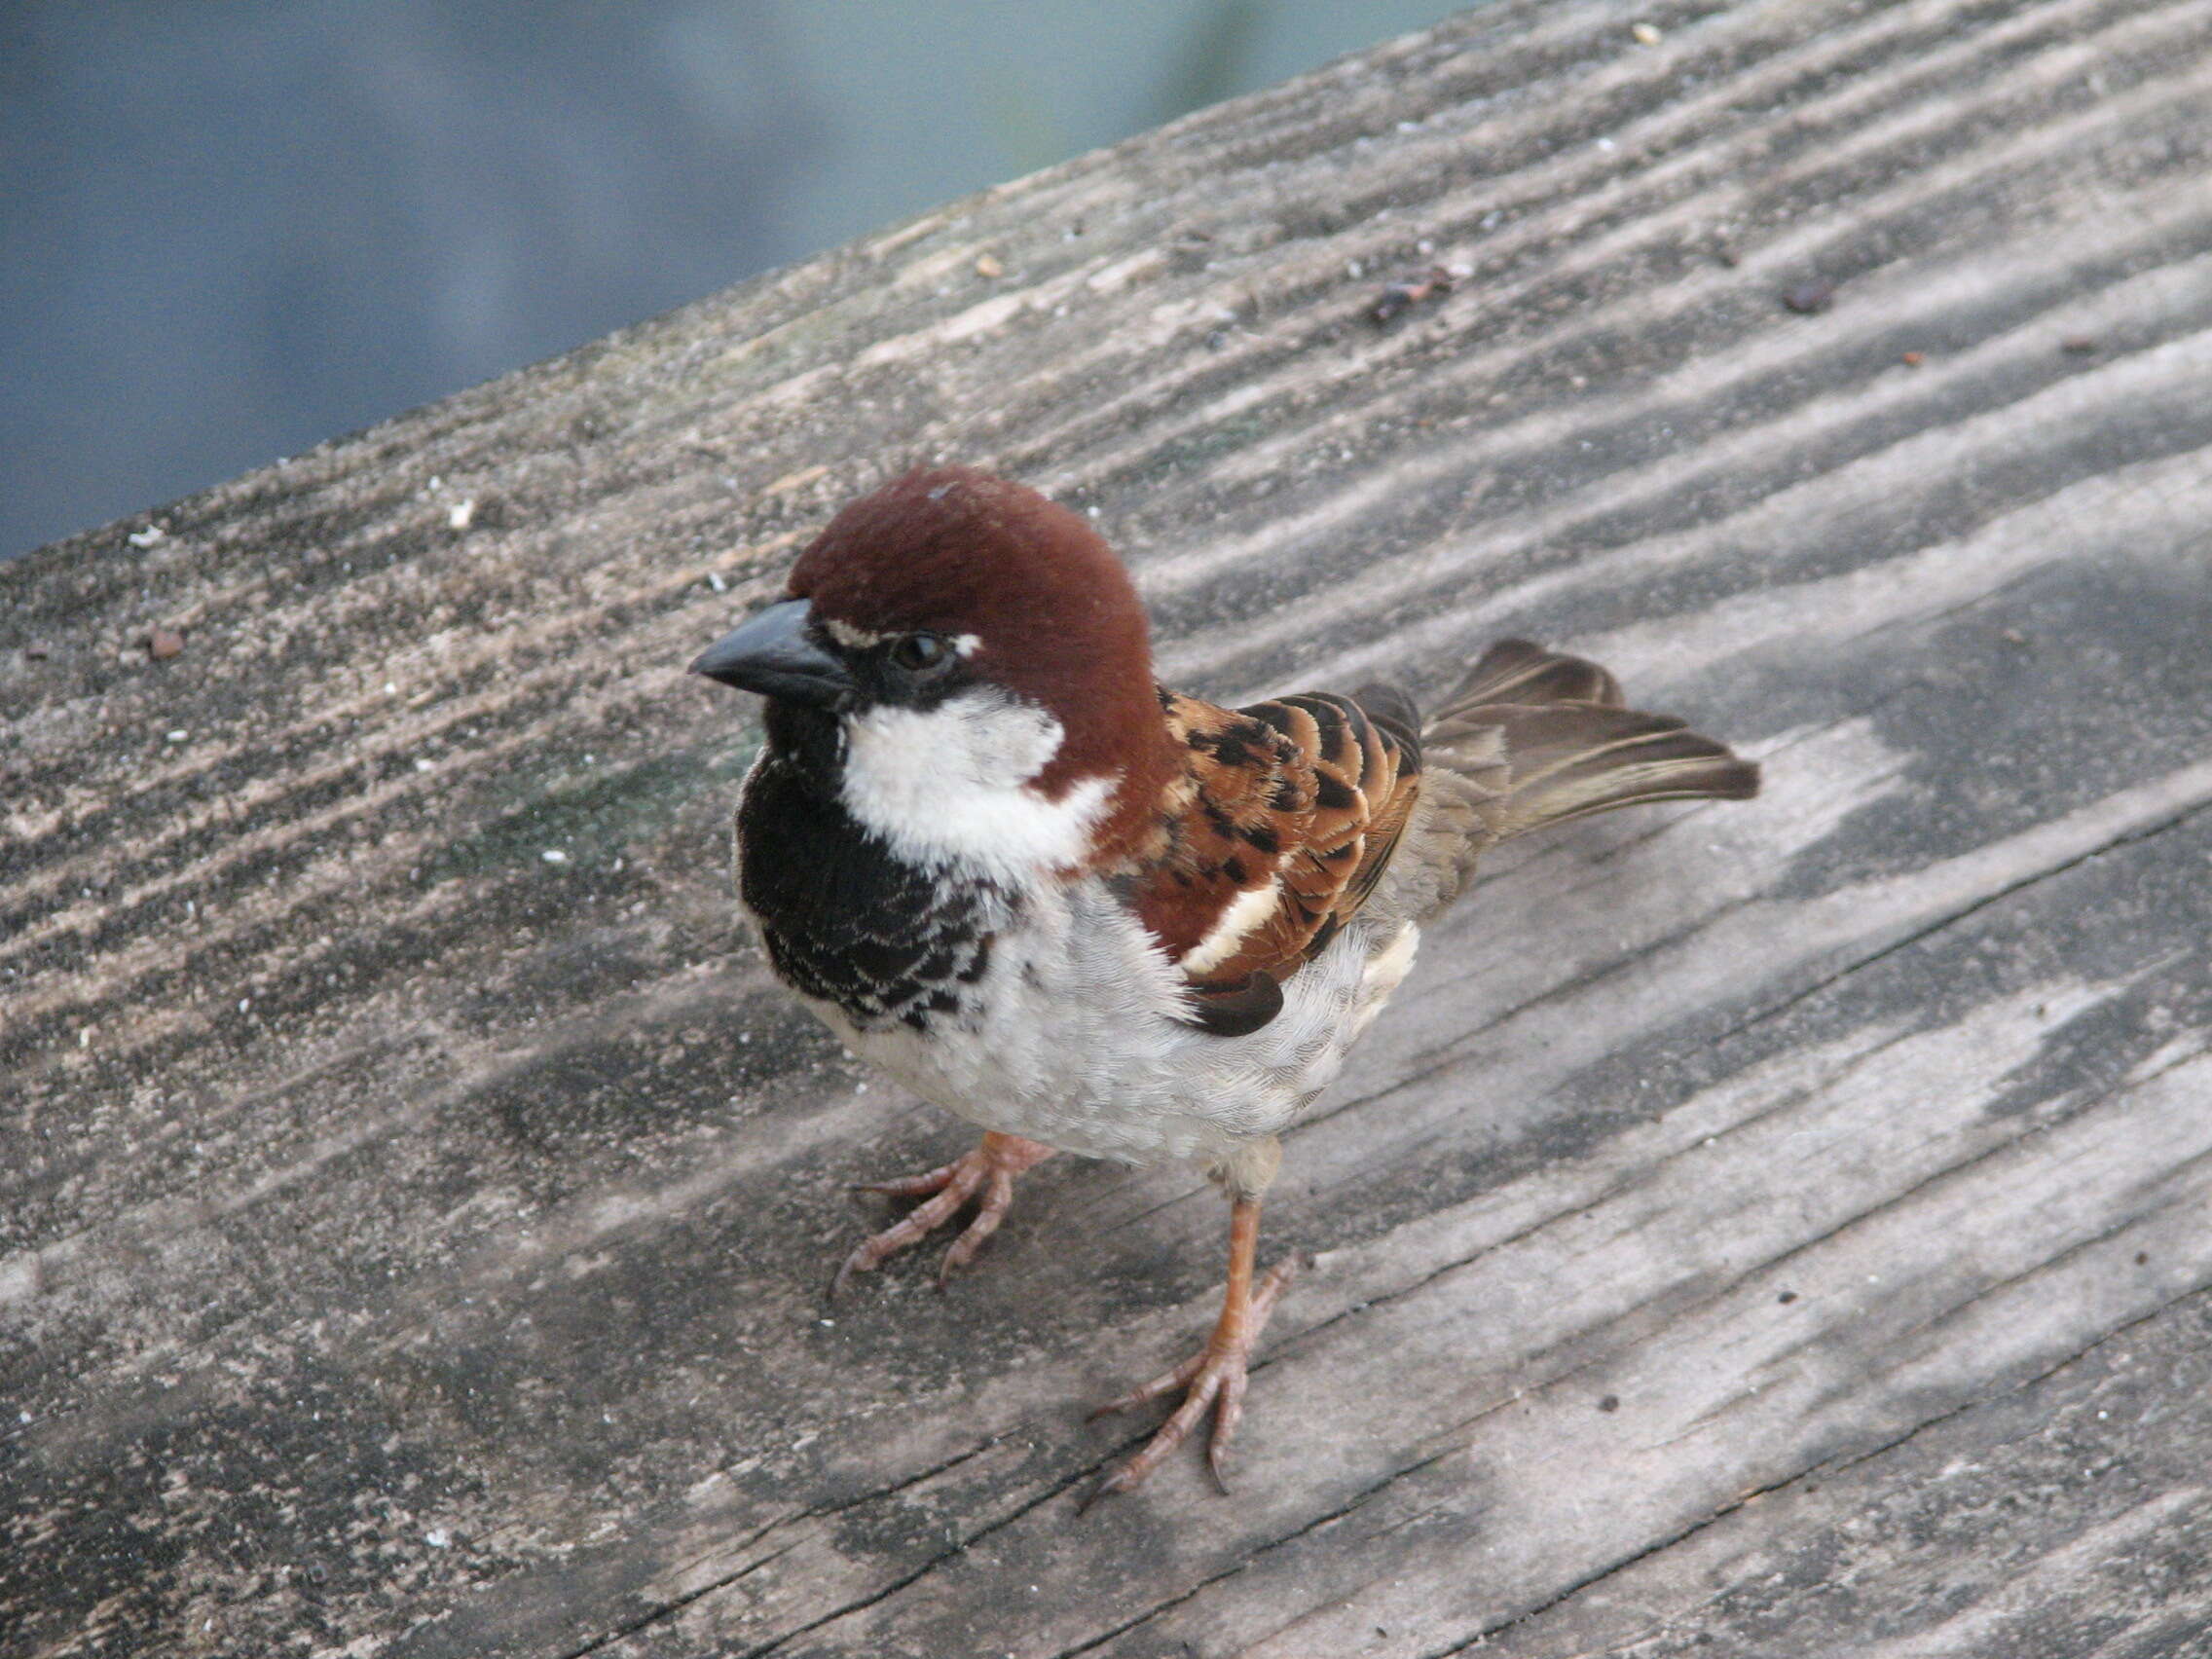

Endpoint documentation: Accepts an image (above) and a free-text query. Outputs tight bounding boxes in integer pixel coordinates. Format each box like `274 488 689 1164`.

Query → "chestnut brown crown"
788 466 1180 858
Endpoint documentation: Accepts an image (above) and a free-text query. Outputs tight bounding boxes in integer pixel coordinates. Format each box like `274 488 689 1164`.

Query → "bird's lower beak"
689 598 854 707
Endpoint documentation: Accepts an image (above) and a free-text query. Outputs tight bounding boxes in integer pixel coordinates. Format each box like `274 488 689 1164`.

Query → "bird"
690 465 1758 1501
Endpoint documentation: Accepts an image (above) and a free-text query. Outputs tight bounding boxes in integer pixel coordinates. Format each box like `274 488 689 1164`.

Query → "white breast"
803 871 1419 1169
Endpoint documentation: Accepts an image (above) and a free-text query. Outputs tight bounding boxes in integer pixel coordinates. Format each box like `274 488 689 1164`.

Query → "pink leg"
832 1131 1056 1295
1086 1197 1296 1504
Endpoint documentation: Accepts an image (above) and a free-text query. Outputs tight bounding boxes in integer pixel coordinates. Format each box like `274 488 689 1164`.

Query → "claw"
830 1132 1053 1296
1085 1208 1294 1508
850 1161 965 1199
938 1167 1018 1282
1209 1361 1248 1493
1088 1347 1206 1419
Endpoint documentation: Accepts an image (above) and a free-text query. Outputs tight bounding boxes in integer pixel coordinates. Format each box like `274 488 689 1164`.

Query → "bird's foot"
832 1130 1055 1296
1085 1254 1296 1504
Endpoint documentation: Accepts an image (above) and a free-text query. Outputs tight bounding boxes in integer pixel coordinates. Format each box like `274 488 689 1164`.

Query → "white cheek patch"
840 689 1112 877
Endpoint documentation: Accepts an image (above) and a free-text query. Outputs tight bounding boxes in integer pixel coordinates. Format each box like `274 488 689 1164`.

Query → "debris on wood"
1371 264 1459 324
1782 280 1835 314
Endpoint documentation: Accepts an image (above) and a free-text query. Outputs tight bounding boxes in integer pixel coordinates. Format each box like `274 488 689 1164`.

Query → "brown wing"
1129 686 1421 1027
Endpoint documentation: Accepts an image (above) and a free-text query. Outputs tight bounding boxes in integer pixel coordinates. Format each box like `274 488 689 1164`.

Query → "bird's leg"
833 1130 1056 1295
1087 1195 1295 1503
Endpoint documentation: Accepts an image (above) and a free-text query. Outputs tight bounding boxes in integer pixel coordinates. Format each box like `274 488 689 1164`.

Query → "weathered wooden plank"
5 0 2212 1655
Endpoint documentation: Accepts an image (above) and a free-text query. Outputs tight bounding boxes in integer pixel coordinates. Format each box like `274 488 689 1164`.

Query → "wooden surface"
7 1 2212 1654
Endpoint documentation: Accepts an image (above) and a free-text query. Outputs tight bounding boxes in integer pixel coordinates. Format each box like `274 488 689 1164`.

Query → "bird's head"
691 466 1178 878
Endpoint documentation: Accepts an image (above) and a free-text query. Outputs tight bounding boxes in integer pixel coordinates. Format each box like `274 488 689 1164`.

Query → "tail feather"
1378 641 1757 920
1432 638 1624 715
1471 705 1757 839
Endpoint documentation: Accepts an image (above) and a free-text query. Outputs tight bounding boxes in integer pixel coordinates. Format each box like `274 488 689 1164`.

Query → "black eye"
889 633 952 675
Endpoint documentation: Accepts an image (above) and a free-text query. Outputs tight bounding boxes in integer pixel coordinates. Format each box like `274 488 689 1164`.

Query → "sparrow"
691 466 1758 1500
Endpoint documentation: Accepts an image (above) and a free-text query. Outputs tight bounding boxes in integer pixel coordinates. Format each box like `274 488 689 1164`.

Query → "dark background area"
0 0 1466 561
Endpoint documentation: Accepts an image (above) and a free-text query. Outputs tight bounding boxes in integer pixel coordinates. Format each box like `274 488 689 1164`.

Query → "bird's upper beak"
689 598 854 707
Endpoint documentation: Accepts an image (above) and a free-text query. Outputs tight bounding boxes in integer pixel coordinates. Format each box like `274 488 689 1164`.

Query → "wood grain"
5 0 2212 1654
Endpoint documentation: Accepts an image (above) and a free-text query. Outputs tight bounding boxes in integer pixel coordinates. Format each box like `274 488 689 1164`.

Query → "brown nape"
789 466 1181 866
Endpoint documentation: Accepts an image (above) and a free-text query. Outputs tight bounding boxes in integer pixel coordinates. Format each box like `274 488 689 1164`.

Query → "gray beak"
689 598 854 707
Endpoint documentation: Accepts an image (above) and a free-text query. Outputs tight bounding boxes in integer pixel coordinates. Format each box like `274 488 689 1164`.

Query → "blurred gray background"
0 0 1468 561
